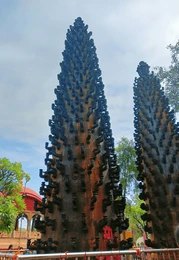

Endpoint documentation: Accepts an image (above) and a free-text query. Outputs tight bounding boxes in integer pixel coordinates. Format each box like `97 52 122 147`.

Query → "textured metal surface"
32 17 129 253
133 61 179 248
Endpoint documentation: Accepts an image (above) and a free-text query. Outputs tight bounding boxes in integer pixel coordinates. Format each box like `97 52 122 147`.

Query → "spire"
136 61 150 77
32 18 130 253
133 61 179 248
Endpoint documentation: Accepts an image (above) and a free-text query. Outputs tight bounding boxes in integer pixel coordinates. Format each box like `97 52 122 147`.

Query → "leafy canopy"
116 138 147 240
0 158 30 233
155 40 179 112
115 137 139 201
125 196 145 241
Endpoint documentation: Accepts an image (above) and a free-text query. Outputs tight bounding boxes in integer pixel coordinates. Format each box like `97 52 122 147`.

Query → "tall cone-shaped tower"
133 61 179 248
33 17 130 253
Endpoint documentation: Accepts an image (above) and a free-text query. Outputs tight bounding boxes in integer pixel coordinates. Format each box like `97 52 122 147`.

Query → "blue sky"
0 0 179 193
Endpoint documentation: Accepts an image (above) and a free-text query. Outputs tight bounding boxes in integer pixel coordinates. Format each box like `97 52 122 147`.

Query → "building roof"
21 187 42 202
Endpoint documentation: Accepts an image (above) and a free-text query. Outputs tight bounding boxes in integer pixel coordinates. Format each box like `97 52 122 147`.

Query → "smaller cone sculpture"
133 61 179 248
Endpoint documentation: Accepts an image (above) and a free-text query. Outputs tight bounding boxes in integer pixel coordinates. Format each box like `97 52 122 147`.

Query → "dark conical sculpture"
133 61 179 248
33 17 130 253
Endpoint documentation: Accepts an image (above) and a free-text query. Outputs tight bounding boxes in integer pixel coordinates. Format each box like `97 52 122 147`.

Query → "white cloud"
0 0 178 192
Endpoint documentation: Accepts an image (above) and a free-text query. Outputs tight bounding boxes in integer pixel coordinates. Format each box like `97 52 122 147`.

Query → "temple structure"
33 17 130 252
133 61 179 248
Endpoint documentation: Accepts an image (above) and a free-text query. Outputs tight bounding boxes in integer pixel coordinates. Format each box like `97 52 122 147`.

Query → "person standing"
8 244 13 253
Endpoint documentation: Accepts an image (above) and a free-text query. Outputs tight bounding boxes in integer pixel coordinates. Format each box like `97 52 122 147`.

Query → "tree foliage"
116 138 147 241
125 196 146 241
0 158 30 233
115 137 139 201
155 40 179 112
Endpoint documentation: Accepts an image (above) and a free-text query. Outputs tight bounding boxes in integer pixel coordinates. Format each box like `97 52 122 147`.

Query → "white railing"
14 248 179 260
0 252 15 260
1 248 179 260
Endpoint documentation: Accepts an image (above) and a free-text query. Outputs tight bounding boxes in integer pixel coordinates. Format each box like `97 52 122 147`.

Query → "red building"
0 187 42 249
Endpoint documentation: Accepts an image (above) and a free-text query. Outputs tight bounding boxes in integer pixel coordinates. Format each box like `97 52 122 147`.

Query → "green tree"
116 137 139 201
155 40 179 112
0 158 30 233
125 196 146 241
116 138 147 241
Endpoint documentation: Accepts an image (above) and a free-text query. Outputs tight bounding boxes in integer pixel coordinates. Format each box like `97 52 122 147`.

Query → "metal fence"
1 248 179 260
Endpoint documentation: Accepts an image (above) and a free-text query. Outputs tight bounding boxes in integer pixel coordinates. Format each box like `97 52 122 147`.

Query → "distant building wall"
0 187 42 250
